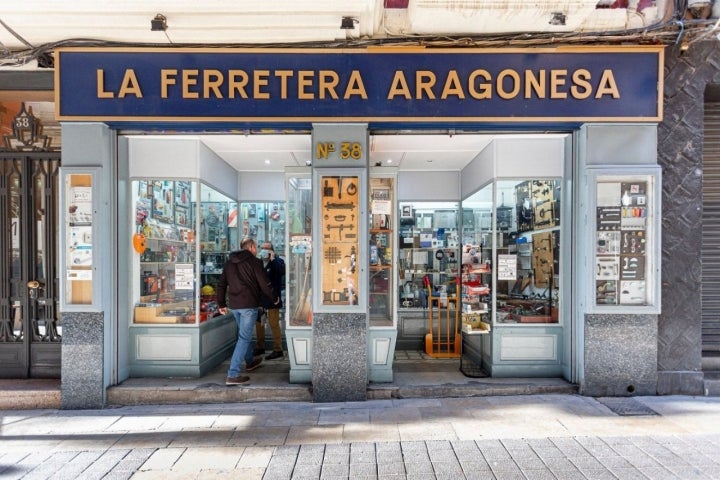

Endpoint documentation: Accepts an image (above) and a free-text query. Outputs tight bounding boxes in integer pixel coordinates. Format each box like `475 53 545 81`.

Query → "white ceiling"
0 1 668 54
133 132 496 172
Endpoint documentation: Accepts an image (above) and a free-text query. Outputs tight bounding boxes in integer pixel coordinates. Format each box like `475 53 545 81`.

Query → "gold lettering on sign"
550 70 568 99
204 70 224 98
275 70 293 99
316 142 336 159
182 70 199 99
571 69 592 99
416 71 436 100
160 69 177 99
388 72 412 100
497 69 520 99
94 65 625 104
469 70 492 99
254 70 270 99
595 70 620 98
319 71 340 99
525 70 546 98
298 70 314 99
118 69 142 98
441 71 465 99
228 70 249 99
96 70 114 98
386 68 620 102
340 142 363 160
344 71 367 99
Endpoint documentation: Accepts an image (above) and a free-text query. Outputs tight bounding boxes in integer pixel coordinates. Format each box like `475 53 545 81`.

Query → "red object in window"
385 0 409 8
596 0 628 8
636 0 652 11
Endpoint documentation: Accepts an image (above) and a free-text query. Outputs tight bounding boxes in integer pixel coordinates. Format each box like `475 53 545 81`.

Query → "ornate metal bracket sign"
2 102 53 151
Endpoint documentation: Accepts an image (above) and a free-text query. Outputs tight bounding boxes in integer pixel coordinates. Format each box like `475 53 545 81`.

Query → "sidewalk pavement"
1 394 719 479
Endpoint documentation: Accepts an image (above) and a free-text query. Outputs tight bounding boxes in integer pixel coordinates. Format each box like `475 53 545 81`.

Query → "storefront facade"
46 46 668 407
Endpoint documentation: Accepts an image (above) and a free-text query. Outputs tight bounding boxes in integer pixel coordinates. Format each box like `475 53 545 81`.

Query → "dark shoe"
246 357 263 372
253 347 265 356
266 351 283 360
226 375 250 386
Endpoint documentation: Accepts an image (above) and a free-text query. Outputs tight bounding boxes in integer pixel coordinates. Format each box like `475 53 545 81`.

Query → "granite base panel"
61 312 105 409
312 313 367 402
583 313 657 397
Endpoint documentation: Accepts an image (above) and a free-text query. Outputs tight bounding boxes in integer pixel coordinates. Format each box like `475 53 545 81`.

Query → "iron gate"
0 150 61 378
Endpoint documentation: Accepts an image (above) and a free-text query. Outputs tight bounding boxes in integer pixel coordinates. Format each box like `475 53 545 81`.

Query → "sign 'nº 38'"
316 142 363 161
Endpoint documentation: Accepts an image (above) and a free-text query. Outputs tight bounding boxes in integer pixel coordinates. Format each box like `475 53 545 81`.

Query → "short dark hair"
261 241 274 250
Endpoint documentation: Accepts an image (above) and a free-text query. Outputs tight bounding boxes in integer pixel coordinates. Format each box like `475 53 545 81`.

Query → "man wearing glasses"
256 241 286 360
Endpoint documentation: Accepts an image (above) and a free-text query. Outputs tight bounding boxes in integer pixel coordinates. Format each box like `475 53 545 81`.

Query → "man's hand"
218 307 228 315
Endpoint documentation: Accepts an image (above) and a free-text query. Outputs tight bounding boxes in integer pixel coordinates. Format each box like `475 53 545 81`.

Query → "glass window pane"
398 202 460 311
462 179 561 326
595 176 652 307
65 173 94 305
496 179 560 324
287 176 312 327
132 179 198 324
369 177 394 327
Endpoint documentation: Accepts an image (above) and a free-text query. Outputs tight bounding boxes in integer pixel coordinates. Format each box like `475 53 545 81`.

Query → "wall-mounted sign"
312 123 368 167
55 47 663 123
498 254 517 281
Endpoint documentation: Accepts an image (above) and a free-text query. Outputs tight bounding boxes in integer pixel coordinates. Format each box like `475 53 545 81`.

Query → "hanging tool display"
320 175 360 306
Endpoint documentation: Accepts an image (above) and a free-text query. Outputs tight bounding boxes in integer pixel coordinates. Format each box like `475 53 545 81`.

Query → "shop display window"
237 201 287 319
130 179 238 325
197 186 237 320
591 170 660 311
369 176 395 327
287 175 313 327
238 202 286 253
397 202 460 311
319 173 360 307
461 179 561 326
62 169 97 308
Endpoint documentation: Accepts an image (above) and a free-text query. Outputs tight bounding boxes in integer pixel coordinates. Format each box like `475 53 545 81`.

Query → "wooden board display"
532 231 554 288
320 175 360 306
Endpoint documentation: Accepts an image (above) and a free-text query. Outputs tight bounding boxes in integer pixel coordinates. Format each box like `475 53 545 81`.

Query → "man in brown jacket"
217 237 279 385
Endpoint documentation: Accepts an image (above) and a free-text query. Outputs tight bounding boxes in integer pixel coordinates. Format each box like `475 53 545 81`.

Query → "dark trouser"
256 307 282 352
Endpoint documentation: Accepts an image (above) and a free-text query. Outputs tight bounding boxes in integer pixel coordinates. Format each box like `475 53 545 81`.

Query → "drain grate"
595 397 659 416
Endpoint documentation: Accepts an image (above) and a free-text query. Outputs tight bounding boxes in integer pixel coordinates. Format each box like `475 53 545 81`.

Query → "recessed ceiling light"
264 159 271 164
387 159 393 164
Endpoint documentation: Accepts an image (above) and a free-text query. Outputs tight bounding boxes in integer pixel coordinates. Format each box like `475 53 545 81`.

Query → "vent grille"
702 102 720 355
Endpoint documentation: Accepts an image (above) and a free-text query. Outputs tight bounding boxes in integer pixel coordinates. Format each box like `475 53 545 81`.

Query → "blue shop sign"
55 47 663 122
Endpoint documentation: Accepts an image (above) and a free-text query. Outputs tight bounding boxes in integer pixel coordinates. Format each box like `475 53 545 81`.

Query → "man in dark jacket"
217 237 279 386
256 241 286 360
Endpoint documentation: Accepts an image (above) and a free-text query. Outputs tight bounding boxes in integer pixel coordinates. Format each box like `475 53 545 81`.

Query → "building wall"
657 42 716 395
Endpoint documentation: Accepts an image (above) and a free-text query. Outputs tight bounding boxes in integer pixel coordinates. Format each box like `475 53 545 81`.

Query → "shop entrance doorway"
0 152 61 378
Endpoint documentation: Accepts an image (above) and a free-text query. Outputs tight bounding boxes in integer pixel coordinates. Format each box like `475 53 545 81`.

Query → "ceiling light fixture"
549 12 566 26
151 14 168 32
340 17 358 30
